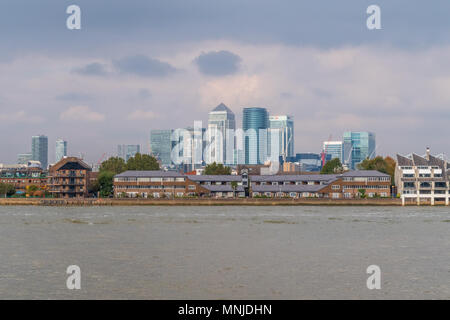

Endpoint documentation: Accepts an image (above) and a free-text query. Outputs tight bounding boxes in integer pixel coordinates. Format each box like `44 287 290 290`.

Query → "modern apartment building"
268 115 294 162
55 139 68 163
207 103 236 165
243 107 269 165
150 130 173 166
31 135 48 169
48 157 92 198
117 144 140 162
395 149 450 205
113 170 390 199
343 131 376 169
0 166 47 194
323 141 343 163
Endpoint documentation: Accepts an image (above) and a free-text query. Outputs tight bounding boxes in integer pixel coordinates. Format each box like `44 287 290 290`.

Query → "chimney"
426 147 430 160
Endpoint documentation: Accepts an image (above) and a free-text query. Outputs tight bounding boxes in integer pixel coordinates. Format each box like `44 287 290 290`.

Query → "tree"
358 188 367 199
126 153 160 171
231 181 238 198
99 157 127 174
97 171 115 198
204 162 231 175
0 183 15 197
357 156 396 185
321 158 343 174
26 184 39 197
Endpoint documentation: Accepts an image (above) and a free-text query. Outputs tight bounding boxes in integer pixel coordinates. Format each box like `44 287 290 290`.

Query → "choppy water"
0 205 449 299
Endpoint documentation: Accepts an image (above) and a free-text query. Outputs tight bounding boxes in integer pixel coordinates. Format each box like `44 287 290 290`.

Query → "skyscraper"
55 139 68 163
343 132 376 169
150 130 173 166
117 144 140 162
207 103 236 165
323 141 343 163
243 107 268 164
268 115 294 161
31 135 48 169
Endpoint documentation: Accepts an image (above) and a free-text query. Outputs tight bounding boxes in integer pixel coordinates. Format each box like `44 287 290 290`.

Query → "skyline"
2 1 450 163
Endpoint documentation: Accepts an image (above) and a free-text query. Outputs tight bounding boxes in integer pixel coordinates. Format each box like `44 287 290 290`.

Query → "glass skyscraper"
55 139 68 163
268 115 294 161
323 141 343 163
150 130 173 166
31 135 48 169
207 103 236 165
117 144 140 162
343 131 376 169
243 107 268 164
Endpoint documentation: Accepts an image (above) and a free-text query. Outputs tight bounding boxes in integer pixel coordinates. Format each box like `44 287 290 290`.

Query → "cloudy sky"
1 0 450 164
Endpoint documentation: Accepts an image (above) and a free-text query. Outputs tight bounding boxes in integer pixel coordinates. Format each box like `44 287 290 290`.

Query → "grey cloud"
113 55 177 77
194 51 241 76
72 63 108 76
138 89 152 99
55 92 93 102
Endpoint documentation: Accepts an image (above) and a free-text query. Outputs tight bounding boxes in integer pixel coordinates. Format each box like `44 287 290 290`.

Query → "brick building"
48 157 92 198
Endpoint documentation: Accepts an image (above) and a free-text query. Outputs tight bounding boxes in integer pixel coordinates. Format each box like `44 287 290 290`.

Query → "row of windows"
115 185 186 190
115 177 186 182
342 185 389 190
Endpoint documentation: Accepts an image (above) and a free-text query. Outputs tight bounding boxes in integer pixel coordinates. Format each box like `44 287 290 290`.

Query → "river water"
0 205 449 299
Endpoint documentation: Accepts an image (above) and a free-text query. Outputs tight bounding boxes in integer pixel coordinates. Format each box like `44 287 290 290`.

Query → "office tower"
207 103 236 165
17 153 32 165
117 144 140 162
243 107 268 164
343 131 376 169
31 135 48 169
173 125 206 172
150 130 173 166
268 115 294 161
55 139 68 163
323 141 343 163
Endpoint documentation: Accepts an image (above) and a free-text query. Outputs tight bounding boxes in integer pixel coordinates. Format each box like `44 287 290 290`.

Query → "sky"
1 0 450 164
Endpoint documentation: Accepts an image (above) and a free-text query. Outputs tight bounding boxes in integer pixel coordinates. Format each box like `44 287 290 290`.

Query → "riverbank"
0 197 407 206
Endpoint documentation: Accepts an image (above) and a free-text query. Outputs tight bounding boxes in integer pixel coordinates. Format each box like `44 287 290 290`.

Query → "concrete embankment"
0 198 403 206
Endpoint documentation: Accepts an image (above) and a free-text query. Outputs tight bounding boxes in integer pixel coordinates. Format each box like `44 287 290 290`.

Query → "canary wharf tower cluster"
150 104 294 171
150 103 375 173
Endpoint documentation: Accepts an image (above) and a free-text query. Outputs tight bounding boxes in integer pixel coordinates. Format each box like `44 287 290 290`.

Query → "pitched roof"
211 103 234 114
250 174 338 182
396 154 413 166
50 157 91 171
412 153 429 166
340 170 390 177
115 170 183 178
188 175 241 182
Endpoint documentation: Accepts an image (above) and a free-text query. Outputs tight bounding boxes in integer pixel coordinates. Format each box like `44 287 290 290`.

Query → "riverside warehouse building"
113 170 391 199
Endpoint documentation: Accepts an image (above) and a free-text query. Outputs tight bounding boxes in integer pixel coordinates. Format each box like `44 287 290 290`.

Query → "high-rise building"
323 141 343 163
207 103 236 165
243 107 268 164
17 153 32 165
268 115 294 161
31 135 48 169
117 144 140 162
343 131 376 169
172 126 206 172
55 139 68 163
150 130 173 166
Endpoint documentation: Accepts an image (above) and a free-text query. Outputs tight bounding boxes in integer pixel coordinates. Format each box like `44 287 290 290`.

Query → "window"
332 193 340 199
331 185 340 190
188 185 196 190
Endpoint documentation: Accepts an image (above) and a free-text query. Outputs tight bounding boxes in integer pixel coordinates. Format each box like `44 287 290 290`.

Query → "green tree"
231 181 238 198
26 184 39 197
0 183 15 197
126 153 160 171
97 171 115 198
100 157 127 174
321 158 343 174
357 156 396 185
358 188 367 199
204 162 231 175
